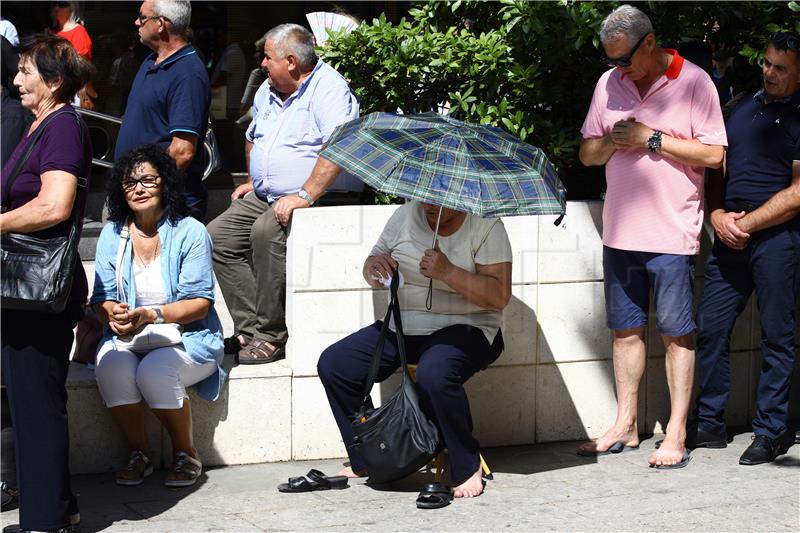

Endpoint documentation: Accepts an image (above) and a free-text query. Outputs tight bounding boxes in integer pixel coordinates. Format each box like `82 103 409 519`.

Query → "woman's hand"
419 243 452 282
363 253 398 288
108 306 154 335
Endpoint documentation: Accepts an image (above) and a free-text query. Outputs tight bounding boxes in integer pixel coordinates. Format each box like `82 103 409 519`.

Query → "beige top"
370 202 512 342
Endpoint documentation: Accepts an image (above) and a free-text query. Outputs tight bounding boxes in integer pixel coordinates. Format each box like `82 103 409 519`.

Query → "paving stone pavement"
2 432 798 532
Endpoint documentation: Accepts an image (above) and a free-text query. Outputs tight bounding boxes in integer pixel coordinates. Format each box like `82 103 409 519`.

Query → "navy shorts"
603 246 696 336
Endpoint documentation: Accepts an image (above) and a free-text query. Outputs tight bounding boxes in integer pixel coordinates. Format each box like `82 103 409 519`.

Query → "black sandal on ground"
416 482 453 509
277 469 349 492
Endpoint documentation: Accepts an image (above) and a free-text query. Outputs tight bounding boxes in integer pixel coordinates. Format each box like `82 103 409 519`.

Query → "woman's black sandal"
416 482 453 509
277 469 349 492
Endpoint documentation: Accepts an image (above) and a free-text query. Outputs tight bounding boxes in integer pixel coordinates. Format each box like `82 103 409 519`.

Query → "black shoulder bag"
351 270 442 484
1 110 88 314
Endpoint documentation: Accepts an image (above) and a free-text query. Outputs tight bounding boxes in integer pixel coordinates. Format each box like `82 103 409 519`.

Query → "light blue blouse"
90 216 226 402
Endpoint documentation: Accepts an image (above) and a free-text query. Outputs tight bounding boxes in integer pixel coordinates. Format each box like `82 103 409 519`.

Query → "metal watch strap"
153 307 165 324
647 130 663 153
298 189 314 206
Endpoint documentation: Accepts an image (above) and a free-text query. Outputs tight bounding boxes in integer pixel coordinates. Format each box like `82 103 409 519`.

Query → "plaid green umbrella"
320 112 566 219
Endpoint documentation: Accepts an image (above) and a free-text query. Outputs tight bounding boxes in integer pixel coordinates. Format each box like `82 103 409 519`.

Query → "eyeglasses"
136 13 169 24
601 33 648 68
122 175 161 191
772 31 800 52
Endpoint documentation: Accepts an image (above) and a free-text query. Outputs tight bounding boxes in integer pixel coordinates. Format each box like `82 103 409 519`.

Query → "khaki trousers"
207 193 288 345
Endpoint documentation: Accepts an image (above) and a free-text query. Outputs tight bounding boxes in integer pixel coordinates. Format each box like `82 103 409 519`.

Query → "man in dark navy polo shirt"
694 32 800 465
114 0 210 218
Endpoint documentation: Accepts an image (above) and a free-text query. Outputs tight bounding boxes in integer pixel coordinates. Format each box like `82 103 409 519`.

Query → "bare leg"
453 466 483 498
108 401 149 453
152 399 199 483
649 334 693 466
108 402 150 484
336 466 367 478
579 327 645 453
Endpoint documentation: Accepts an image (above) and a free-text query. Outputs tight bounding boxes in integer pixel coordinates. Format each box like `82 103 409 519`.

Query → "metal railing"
75 108 220 179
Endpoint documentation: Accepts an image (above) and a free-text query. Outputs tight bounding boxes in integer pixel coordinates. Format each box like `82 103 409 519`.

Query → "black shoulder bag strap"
359 268 410 407
1 108 87 213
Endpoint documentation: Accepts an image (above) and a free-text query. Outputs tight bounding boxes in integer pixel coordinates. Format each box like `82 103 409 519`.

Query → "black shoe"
739 435 783 465
687 426 728 449
2 523 79 533
1 481 18 512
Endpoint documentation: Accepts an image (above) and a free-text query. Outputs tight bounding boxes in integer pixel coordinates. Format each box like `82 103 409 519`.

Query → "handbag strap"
115 223 131 304
360 268 410 406
1 108 86 212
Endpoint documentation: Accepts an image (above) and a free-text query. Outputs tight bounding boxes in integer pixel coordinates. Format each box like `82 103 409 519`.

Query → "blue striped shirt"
246 59 359 202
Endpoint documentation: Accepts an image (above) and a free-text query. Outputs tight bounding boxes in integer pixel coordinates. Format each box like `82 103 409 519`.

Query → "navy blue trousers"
695 221 800 439
318 322 503 485
1 309 79 530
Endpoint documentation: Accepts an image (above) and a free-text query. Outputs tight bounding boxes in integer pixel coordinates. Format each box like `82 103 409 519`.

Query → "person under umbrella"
318 199 512 502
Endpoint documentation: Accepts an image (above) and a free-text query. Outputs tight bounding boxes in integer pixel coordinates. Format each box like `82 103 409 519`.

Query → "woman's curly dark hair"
106 144 189 225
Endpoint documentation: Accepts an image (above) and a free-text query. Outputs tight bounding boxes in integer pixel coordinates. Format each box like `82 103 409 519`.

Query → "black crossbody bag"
1 110 88 314
351 269 442 484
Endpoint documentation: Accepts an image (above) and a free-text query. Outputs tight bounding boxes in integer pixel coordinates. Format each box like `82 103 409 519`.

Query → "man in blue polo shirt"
115 0 210 218
693 32 800 465
207 24 358 364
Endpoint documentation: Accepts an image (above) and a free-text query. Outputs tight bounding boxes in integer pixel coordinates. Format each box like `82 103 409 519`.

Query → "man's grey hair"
599 4 653 45
152 0 191 31
265 23 317 70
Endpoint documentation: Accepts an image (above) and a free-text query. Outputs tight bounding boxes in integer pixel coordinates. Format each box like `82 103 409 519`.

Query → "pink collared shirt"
581 50 727 255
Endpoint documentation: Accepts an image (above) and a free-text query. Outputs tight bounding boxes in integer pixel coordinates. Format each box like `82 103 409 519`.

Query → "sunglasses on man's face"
772 31 800 52
601 33 648 68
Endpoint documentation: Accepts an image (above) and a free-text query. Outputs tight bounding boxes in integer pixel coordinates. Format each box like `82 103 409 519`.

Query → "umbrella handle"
426 205 443 311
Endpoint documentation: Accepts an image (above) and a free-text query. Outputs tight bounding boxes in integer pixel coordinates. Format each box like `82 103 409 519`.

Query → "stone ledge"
66 356 294 474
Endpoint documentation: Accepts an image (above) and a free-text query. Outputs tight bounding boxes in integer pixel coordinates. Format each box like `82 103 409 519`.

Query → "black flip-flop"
577 440 639 457
416 482 452 509
650 450 691 470
277 469 349 493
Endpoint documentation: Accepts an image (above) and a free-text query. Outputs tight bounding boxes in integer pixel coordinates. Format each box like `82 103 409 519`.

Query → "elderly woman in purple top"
0 33 92 533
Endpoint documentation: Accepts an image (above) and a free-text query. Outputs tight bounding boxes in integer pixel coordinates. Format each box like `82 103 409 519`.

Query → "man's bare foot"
649 435 686 467
578 425 639 454
337 466 367 478
453 467 484 498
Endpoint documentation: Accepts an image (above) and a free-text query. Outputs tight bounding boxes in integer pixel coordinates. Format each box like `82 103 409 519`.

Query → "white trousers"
95 341 216 410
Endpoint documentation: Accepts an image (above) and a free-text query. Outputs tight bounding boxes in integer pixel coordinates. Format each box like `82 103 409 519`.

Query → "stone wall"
66 201 799 473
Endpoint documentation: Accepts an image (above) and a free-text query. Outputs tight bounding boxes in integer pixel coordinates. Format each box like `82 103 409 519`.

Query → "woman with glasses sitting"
90 144 225 488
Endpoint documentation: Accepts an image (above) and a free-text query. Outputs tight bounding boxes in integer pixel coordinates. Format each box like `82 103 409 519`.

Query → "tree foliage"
322 1 799 199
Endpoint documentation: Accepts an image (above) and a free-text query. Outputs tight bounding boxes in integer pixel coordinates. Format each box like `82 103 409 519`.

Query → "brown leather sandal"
165 452 202 487
238 339 285 365
116 450 154 486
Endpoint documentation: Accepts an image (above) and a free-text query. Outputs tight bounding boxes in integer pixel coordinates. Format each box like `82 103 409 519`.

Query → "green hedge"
321 1 799 200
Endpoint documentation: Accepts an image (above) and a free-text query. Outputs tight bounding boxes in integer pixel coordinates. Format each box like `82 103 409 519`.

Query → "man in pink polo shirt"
577 5 726 468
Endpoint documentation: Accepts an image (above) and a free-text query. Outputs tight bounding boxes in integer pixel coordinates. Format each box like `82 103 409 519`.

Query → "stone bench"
66 201 797 473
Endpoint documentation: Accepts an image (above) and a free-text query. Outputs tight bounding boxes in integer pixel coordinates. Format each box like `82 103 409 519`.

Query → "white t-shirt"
370 202 512 342
133 259 168 307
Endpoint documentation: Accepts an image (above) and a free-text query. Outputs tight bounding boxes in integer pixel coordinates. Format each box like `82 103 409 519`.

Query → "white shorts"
95 341 217 409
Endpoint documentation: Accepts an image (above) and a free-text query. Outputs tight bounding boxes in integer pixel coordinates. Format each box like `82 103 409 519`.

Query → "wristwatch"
298 188 315 206
152 307 165 324
646 130 663 153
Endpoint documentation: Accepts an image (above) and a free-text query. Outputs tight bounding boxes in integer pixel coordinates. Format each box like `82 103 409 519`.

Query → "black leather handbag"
351 270 442 484
1 110 88 314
